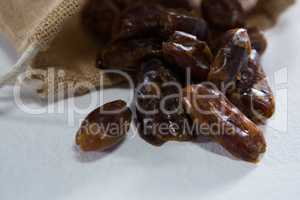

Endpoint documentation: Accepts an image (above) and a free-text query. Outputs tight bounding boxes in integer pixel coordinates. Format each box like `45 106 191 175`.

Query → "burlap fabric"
0 0 295 98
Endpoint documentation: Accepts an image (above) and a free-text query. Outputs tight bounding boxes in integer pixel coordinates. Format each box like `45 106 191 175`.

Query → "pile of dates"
76 0 276 163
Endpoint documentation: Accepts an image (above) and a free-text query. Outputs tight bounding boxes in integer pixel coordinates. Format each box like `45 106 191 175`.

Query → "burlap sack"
0 0 295 99
0 0 123 99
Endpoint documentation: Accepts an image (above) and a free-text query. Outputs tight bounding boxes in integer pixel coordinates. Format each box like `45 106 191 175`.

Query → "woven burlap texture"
0 0 295 98
0 0 122 98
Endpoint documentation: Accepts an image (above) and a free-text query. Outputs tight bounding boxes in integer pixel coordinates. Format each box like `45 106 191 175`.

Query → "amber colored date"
163 31 213 82
208 28 274 123
228 50 275 123
208 28 252 89
76 100 132 151
183 84 267 162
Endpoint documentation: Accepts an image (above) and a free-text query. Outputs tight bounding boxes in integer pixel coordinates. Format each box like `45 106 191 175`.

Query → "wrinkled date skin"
99 38 162 71
208 29 275 123
136 59 192 146
202 0 245 29
116 4 208 41
76 100 132 151
183 84 267 162
208 28 252 89
163 31 213 82
228 50 275 123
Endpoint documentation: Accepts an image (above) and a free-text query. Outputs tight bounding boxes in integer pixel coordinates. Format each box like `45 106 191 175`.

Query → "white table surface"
1 3 300 200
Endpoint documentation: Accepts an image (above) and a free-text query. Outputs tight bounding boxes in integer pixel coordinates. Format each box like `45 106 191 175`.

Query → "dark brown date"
164 10 208 41
116 4 208 41
183 84 267 162
208 28 252 89
76 100 132 151
163 31 213 82
99 38 162 71
116 4 163 40
202 0 245 29
82 0 124 43
136 58 192 146
207 26 267 56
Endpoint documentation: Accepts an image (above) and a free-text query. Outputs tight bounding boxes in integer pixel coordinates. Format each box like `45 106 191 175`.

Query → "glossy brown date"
208 28 275 123
76 100 132 151
183 84 267 162
208 28 252 89
135 58 192 146
228 50 275 123
163 31 213 82
207 26 267 56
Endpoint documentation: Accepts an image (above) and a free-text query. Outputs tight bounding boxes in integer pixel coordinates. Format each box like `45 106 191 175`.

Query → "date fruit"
99 38 162 71
208 28 275 123
163 31 213 82
82 0 123 43
208 28 252 89
228 50 275 123
116 4 208 41
183 84 267 162
136 58 192 146
76 100 132 151
202 0 245 29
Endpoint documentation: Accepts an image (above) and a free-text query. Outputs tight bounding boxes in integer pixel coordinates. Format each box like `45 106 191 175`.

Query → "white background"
1 2 300 200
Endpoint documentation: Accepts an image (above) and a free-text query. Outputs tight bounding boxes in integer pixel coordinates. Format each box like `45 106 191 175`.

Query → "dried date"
202 0 245 30
228 50 275 123
163 31 213 82
202 0 246 29
76 100 132 151
116 4 208 41
82 0 124 43
208 29 275 123
183 84 267 162
135 58 192 146
208 28 252 89
99 38 162 71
